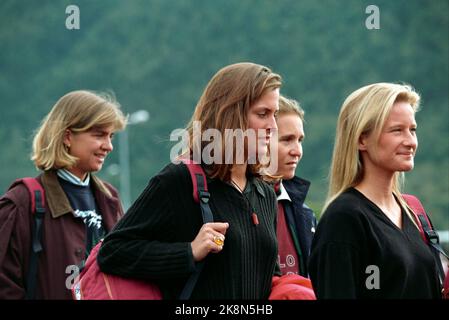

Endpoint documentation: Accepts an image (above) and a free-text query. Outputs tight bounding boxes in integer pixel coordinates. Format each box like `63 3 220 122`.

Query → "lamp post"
119 110 149 211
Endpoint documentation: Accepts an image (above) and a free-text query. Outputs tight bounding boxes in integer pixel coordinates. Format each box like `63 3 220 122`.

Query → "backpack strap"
402 194 447 258
403 194 448 286
178 158 214 300
12 178 46 299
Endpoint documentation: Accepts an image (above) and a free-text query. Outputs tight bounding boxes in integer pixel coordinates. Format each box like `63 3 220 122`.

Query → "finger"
209 239 224 253
207 222 229 234
212 233 225 246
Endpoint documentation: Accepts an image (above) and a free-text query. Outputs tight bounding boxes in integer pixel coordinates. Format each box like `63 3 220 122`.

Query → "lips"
95 154 107 162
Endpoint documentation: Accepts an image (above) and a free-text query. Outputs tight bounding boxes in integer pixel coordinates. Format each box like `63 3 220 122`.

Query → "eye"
258 112 268 118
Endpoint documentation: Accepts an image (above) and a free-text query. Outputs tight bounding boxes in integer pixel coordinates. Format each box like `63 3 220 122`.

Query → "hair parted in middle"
324 82 420 217
185 62 282 181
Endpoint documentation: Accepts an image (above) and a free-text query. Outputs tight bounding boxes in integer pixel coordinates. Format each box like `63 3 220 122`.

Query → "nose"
290 142 303 160
267 114 277 132
404 130 418 152
103 137 113 152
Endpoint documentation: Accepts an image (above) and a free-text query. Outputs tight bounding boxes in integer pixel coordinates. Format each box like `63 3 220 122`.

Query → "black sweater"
98 162 278 299
308 188 441 299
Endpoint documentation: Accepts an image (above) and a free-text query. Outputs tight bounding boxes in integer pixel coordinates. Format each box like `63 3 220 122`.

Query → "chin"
280 170 294 180
398 163 414 172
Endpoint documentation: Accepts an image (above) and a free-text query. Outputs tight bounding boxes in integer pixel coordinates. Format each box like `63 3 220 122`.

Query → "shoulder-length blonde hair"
185 62 282 181
325 82 420 215
32 90 127 171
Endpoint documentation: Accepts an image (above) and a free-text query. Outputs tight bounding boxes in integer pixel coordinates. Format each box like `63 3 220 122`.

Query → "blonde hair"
278 95 304 121
325 83 420 220
32 90 127 171
185 62 282 181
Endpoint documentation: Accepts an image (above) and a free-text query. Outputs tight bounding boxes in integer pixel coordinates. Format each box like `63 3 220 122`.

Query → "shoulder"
1 178 36 207
283 176 310 191
91 175 120 199
138 162 193 198
324 188 368 217
157 162 190 182
315 189 370 242
253 177 276 201
283 176 311 203
0 179 34 222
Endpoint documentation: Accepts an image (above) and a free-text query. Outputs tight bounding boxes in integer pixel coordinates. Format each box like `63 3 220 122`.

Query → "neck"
230 164 247 191
355 168 396 207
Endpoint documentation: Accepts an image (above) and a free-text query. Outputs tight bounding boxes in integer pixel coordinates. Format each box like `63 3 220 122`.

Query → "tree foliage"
0 0 447 228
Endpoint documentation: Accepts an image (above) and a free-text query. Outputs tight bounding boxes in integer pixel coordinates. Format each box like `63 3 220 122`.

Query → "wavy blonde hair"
325 83 420 220
185 62 282 181
32 90 127 171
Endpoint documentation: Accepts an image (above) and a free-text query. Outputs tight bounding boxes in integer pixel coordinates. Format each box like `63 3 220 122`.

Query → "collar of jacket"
282 176 311 207
40 170 114 218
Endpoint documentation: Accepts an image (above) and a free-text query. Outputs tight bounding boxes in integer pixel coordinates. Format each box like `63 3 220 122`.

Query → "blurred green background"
1 0 447 232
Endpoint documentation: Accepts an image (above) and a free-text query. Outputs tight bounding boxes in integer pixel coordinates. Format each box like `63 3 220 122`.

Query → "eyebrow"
280 133 304 140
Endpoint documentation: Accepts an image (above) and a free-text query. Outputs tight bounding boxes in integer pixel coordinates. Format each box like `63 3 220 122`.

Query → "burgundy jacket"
0 170 123 299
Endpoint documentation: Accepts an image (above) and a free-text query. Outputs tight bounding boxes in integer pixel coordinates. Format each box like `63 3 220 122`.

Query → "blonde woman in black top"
308 83 441 298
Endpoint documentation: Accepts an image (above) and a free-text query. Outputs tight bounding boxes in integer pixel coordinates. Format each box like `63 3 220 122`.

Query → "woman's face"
275 113 304 180
359 101 418 175
247 88 280 159
64 125 115 180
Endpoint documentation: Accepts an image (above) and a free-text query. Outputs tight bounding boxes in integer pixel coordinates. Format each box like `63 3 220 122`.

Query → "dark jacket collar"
282 176 311 207
40 170 114 219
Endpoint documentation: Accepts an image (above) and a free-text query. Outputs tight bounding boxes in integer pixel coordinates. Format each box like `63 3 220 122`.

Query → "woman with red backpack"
97 62 282 299
308 83 445 299
0 90 127 299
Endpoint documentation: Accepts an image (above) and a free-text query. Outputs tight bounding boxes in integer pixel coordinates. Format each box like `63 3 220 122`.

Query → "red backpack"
72 159 214 300
403 194 449 299
3 177 46 299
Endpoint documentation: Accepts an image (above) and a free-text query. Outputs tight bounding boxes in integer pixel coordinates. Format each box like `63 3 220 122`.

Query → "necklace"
230 179 259 226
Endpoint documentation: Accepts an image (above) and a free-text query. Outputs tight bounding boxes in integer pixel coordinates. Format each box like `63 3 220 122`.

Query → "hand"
190 222 229 262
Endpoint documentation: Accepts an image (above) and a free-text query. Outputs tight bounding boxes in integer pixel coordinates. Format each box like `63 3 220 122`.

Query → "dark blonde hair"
278 95 304 120
32 90 127 171
185 62 282 181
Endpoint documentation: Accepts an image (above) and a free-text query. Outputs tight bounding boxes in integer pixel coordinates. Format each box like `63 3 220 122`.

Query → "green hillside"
0 0 447 229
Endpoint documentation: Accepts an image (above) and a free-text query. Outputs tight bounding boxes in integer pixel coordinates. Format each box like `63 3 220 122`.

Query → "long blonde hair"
324 83 420 217
185 62 282 181
32 90 127 171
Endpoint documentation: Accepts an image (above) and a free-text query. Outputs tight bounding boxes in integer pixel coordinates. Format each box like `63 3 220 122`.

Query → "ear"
63 129 72 148
358 133 368 151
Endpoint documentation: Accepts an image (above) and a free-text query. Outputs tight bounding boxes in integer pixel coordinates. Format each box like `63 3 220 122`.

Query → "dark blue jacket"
281 176 317 277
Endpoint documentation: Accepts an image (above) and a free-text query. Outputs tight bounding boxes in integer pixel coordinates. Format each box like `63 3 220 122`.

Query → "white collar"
57 169 90 186
276 181 291 202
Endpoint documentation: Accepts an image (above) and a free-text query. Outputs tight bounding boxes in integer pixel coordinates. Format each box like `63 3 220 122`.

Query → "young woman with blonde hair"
308 83 441 298
98 62 282 299
0 90 126 299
